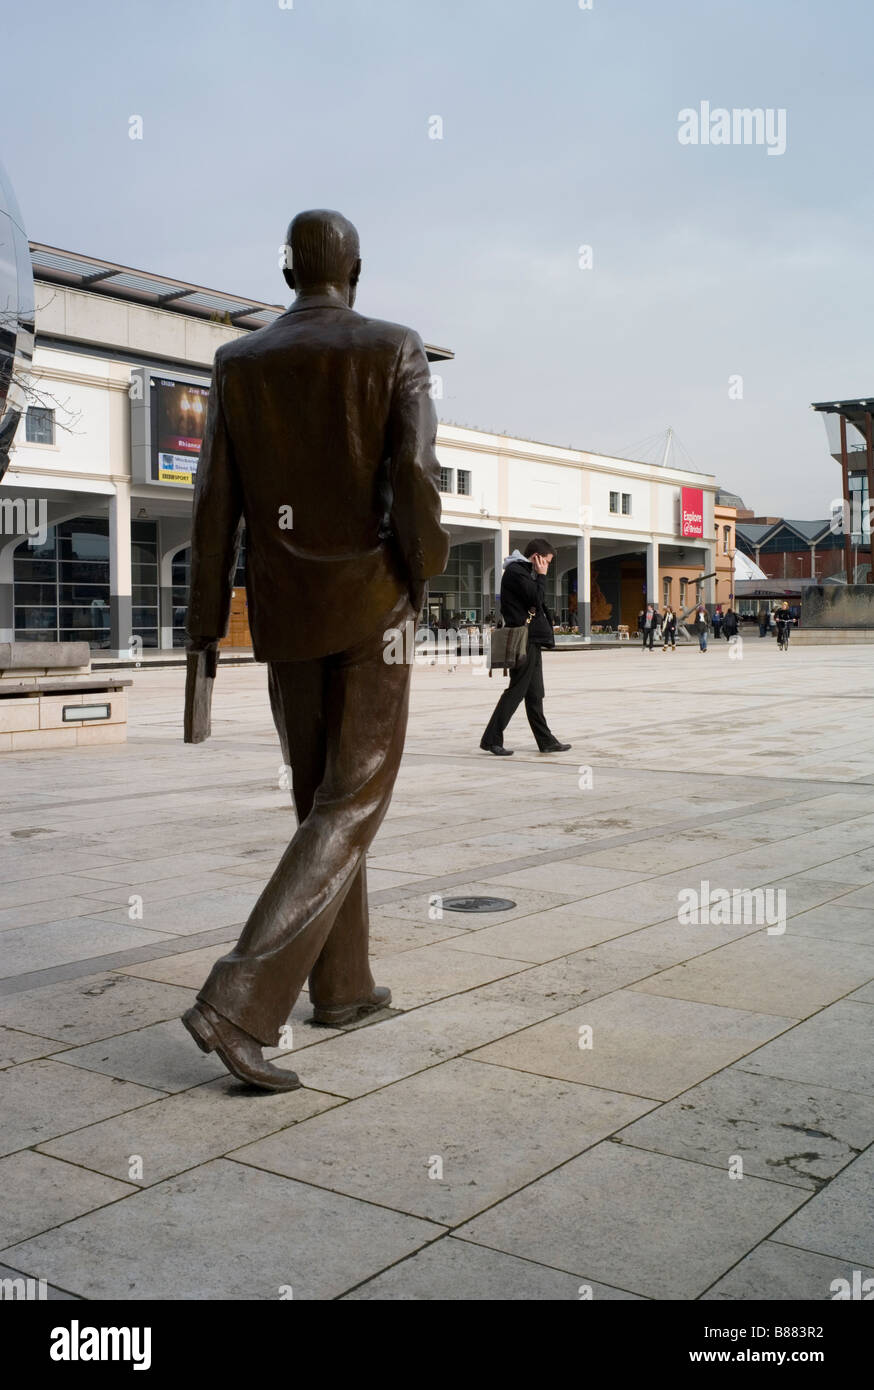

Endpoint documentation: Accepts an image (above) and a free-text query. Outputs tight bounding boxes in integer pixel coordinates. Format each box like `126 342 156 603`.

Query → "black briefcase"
488 611 534 674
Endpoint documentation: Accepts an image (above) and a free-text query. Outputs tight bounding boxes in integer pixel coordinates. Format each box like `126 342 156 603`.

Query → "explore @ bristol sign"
681 486 704 538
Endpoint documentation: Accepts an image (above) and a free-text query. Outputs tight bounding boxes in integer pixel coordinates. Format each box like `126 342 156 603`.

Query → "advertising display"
129 367 210 487
151 376 209 485
680 486 704 538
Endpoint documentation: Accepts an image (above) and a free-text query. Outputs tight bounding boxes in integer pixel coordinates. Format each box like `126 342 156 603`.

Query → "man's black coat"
500 559 555 649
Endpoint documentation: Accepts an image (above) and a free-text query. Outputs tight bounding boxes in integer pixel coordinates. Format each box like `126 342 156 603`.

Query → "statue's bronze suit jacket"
186 292 449 656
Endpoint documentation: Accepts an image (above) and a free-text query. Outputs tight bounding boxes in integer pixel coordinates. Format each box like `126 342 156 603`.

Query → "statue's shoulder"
351 313 419 349
213 324 276 366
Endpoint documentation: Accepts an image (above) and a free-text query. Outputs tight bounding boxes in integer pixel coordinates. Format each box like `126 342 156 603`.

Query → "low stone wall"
0 642 130 752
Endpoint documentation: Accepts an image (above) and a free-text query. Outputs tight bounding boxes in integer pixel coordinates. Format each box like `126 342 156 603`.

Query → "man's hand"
530 553 550 576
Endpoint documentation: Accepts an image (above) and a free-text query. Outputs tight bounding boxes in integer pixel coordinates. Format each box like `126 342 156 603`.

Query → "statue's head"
283 209 361 305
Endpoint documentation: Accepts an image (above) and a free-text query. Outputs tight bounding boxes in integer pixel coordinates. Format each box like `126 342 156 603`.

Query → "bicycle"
776 624 790 651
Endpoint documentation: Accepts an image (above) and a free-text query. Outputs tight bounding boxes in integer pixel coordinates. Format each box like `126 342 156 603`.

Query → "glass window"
25 406 54 444
457 469 471 497
439 467 453 494
609 491 620 513
662 578 670 608
621 493 632 515
14 606 57 632
723 525 731 554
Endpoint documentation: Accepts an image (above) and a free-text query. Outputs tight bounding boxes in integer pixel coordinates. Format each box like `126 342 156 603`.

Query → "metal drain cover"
442 895 516 914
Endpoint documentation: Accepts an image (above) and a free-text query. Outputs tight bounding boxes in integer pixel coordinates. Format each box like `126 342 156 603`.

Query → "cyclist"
775 602 793 651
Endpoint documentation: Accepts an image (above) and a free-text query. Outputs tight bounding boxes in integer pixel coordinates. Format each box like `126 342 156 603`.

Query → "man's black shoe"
540 741 571 753
481 743 514 756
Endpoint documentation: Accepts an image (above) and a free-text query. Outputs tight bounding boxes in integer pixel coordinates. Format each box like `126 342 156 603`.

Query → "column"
810 545 817 580
0 536 16 642
577 530 591 639
866 412 874 583
109 479 132 658
705 544 717 605
493 524 509 618
646 540 659 607
839 414 854 582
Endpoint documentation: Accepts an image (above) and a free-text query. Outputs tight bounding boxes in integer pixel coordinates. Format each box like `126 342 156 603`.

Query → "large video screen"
149 376 209 485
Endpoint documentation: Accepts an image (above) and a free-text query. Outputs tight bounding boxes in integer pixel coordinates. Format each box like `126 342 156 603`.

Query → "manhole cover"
442 896 516 914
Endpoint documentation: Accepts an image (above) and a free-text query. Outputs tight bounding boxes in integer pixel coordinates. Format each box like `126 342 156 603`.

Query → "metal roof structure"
737 518 833 548
29 244 454 362
811 397 874 426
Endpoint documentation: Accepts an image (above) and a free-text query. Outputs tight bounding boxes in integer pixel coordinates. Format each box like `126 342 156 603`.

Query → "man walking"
480 539 570 756
181 209 449 1090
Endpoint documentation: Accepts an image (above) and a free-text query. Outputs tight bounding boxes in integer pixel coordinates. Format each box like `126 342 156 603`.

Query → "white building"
0 246 717 655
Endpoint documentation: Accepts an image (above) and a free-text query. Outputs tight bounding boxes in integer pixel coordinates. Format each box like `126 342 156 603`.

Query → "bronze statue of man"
182 210 449 1090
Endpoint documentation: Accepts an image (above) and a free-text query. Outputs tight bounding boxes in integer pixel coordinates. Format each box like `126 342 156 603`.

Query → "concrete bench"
0 642 131 752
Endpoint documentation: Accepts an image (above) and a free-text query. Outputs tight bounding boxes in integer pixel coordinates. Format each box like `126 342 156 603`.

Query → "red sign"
680 487 704 538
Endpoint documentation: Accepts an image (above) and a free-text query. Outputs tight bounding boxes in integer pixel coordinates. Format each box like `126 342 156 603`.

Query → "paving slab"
119 942 234 988
274 990 565 1099
702 1240 874 1301
0 1159 443 1300
614 1068 874 1188
456 1142 806 1299
735 1001 874 1096
0 1025 66 1068
0 1059 164 1157
231 1057 654 1225
768 1145 874 1267
343 1235 642 1300
40 1079 342 1186
51 1018 239 1092
0 973 197 1046
444 904 650 962
91 885 263 936
0 918 176 978
632 933 874 1019
0 1151 136 1247
468 989 794 1100
0 1263 80 1300
359 942 527 1009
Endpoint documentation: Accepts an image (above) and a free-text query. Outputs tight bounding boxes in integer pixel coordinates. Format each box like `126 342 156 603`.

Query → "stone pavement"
1 641 873 1300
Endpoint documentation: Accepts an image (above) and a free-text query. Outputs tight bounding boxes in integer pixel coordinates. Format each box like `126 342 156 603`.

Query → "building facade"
1 246 720 655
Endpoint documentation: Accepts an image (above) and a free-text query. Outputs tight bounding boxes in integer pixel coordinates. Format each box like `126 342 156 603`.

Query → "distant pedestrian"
722 605 739 640
758 607 769 638
712 604 724 640
661 605 677 651
694 604 710 652
640 603 659 652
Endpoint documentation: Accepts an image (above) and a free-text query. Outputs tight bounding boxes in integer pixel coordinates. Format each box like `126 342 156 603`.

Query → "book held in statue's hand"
184 646 218 744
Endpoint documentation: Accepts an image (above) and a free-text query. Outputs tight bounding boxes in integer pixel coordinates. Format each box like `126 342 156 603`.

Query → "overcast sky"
5 0 872 516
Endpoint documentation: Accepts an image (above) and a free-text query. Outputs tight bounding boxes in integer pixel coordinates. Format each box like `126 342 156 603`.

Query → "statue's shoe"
182 1003 301 1092
311 985 392 1027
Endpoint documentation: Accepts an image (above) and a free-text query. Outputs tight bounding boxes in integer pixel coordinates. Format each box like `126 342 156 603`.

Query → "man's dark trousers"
198 598 415 1046
482 642 553 750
